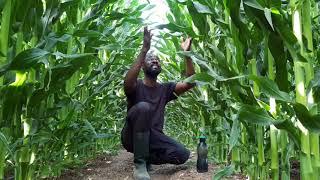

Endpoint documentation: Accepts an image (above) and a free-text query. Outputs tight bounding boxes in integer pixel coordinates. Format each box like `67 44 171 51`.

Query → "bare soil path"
56 149 245 180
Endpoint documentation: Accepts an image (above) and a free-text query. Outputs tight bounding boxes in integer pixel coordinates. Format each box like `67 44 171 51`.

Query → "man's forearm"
174 37 196 95
124 49 148 93
182 56 196 88
185 56 195 77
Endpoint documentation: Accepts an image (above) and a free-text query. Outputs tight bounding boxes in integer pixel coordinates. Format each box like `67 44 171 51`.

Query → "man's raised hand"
124 27 152 94
181 37 192 51
143 26 152 52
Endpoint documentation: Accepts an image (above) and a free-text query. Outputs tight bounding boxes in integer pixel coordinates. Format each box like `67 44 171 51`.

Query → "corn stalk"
0 0 13 179
302 0 319 179
291 0 312 179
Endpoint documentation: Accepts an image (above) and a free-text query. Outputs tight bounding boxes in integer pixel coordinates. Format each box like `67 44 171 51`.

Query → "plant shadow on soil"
54 149 246 180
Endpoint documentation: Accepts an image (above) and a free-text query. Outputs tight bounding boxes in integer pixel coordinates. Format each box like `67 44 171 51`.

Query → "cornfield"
0 0 320 179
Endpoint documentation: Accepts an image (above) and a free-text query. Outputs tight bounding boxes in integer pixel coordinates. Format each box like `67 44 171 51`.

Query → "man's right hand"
124 27 152 95
142 26 152 52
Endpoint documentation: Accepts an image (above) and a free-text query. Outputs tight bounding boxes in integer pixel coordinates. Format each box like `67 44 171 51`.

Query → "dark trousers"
121 102 190 165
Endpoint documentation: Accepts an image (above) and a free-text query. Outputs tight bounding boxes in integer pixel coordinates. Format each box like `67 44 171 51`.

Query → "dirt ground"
56 149 245 180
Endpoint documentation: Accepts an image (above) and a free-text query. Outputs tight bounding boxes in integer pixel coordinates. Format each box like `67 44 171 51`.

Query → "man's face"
143 53 162 78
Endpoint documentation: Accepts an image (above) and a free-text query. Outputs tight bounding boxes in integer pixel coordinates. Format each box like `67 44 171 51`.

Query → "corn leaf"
249 75 293 102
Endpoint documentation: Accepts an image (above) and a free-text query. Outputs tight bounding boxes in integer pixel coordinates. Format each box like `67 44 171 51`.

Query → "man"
121 27 195 180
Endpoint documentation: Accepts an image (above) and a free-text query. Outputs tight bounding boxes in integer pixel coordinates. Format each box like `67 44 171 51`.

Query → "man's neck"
143 76 157 87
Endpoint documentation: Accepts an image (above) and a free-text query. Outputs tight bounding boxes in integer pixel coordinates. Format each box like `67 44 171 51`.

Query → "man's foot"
133 163 150 180
133 132 151 180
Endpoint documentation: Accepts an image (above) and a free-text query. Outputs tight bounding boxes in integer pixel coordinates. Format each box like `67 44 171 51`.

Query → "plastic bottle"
197 135 208 173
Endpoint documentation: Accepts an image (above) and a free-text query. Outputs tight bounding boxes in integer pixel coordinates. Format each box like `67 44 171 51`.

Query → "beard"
144 66 162 79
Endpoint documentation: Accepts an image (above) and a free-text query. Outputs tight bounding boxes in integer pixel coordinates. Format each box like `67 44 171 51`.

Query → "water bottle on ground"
197 135 208 173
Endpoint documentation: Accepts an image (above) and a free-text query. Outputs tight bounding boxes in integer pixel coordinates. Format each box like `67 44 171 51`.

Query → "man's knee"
169 147 190 165
128 102 152 129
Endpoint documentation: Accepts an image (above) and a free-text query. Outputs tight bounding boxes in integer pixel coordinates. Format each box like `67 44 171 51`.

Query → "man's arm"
124 27 152 95
174 37 196 96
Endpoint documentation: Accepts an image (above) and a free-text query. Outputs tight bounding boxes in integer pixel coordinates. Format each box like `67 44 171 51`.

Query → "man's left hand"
181 37 192 51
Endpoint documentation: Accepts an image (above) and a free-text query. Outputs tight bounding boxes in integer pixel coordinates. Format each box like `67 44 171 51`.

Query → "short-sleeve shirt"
126 79 177 131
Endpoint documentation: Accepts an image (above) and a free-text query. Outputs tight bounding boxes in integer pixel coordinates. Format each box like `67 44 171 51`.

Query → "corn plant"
0 0 150 179
158 0 320 179
1 0 320 179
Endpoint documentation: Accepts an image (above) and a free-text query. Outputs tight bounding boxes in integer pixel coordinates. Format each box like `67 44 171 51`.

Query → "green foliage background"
1 0 320 179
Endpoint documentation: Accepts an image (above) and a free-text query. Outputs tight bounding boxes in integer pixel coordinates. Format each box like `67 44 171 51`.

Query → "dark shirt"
126 79 177 131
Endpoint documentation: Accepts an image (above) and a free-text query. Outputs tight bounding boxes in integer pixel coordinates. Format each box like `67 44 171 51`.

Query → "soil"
55 149 246 180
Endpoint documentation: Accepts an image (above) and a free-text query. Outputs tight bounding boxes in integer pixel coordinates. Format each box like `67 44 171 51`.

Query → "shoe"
133 132 151 180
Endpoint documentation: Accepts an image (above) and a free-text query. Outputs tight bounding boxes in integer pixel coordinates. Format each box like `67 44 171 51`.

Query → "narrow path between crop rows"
57 149 245 180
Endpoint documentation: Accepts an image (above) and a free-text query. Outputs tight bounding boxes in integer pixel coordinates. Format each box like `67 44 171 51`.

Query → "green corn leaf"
84 120 97 136
29 56 94 105
249 75 293 102
274 120 300 148
73 30 103 38
243 0 264 10
207 44 226 63
293 103 320 133
9 48 50 71
268 32 289 92
177 0 187 3
156 23 197 37
183 72 214 85
0 131 12 157
94 44 124 51
192 1 213 14
274 20 308 62
238 104 279 126
270 0 281 8
213 165 235 180
306 69 320 102
187 1 209 36
229 115 240 153
52 52 96 60
94 133 112 139
264 8 274 31
48 33 72 43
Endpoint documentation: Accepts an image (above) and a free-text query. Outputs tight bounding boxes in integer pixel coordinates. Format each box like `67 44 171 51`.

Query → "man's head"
143 52 162 79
